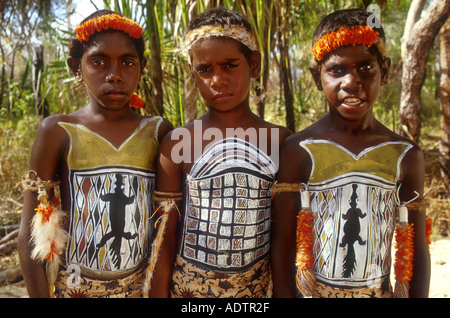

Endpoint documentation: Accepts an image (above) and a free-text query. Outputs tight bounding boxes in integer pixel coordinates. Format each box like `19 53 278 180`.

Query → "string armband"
143 190 183 297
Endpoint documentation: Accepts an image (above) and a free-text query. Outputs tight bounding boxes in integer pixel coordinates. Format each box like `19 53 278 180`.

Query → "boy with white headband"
150 7 291 298
271 8 431 298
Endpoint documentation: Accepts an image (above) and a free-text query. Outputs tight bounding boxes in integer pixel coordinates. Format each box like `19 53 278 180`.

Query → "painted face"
317 45 389 121
78 31 143 111
190 37 259 113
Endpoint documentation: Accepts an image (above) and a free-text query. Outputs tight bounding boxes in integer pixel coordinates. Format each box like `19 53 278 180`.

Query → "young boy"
149 7 291 298
18 10 173 298
271 9 430 298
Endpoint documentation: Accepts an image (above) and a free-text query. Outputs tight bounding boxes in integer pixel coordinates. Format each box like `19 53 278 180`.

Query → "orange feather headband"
75 14 145 109
312 25 380 61
76 13 143 43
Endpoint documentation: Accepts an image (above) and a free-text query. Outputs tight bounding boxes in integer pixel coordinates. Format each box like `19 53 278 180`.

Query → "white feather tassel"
30 185 68 297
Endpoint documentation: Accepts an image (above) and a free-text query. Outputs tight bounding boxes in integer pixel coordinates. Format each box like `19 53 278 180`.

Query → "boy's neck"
327 110 377 134
205 103 256 129
85 102 137 123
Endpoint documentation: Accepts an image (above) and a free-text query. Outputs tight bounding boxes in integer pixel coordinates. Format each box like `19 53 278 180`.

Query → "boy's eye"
359 63 374 73
326 65 344 76
91 59 106 66
196 66 211 74
123 59 137 67
224 63 238 70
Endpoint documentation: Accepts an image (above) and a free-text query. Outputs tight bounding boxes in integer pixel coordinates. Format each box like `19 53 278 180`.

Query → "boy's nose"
106 66 123 83
210 71 227 88
340 72 362 92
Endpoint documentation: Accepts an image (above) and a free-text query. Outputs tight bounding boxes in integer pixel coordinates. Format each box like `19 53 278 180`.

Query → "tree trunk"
279 40 295 132
277 1 295 133
32 44 48 119
146 0 164 116
439 16 450 194
0 43 5 110
401 0 426 66
399 0 450 142
183 1 198 124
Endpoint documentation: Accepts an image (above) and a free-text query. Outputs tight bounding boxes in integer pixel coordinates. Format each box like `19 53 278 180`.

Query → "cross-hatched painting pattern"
182 171 272 273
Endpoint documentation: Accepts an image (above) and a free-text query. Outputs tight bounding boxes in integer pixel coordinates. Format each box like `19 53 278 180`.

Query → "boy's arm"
149 132 183 298
271 136 311 297
399 144 430 298
18 117 66 298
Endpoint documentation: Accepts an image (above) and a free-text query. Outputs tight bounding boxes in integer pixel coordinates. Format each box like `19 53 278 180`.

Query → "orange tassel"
393 223 414 298
296 210 315 269
45 241 61 261
425 216 433 249
130 93 145 108
295 209 316 297
35 203 54 223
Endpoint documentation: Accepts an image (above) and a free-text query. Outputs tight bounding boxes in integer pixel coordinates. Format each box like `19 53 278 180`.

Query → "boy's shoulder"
38 113 78 132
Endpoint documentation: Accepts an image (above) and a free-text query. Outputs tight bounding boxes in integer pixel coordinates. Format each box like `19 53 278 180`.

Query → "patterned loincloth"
53 264 146 298
170 255 271 298
313 278 393 298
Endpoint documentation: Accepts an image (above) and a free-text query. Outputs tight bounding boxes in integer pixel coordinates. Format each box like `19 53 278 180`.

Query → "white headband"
178 24 257 61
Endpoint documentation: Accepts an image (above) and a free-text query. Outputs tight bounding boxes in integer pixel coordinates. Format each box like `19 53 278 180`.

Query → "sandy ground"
1 238 449 298
428 238 450 298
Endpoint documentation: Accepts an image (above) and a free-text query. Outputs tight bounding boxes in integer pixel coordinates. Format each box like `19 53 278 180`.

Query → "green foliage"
0 0 443 146
0 115 38 199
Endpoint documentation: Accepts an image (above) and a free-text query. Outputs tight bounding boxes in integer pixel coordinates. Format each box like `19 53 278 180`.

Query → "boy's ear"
309 65 323 91
380 57 391 86
250 51 262 79
67 57 83 82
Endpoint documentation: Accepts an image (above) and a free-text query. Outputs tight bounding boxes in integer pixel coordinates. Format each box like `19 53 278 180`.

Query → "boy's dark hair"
186 7 254 63
312 8 386 65
68 9 145 61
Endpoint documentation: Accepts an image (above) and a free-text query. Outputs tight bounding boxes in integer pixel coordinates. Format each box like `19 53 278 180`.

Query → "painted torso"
180 137 277 273
300 139 412 291
59 117 162 277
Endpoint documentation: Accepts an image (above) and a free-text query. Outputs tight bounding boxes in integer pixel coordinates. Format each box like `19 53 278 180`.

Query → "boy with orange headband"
149 7 291 298
271 8 430 298
18 10 173 298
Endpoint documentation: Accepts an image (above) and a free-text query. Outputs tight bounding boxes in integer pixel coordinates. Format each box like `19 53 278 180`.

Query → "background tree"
439 16 449 194
398 0 450 142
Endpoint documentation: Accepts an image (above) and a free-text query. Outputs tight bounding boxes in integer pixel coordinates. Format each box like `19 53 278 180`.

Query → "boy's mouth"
341 97 364 107
213 93 232 103
105 89 127 100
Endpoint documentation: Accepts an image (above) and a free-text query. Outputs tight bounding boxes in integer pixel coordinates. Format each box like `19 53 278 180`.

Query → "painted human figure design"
97 174 137 269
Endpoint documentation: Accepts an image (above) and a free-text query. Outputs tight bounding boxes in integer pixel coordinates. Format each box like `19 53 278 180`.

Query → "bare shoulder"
159 123 193 158
380 125 423 156
152 116 174 144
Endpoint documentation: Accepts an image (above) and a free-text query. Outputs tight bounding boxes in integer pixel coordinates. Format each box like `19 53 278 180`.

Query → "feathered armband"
17 170 68 297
